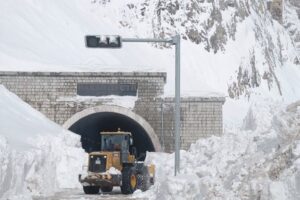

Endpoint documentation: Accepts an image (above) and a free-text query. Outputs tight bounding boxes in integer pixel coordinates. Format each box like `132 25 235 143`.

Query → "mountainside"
110 0 300 99
0 0 300 125
284 0 300 58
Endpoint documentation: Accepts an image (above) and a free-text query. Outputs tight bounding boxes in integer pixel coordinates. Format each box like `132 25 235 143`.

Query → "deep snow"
0 85 86 199
135 100 300 200
1 85 299 200
58 95 138 109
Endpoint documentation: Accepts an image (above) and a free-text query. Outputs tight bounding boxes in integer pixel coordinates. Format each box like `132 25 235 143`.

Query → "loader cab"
88 153 107 173
101 132 132 152
100 130 136 163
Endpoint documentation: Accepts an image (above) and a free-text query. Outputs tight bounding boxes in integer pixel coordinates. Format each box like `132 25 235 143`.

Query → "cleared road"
33 188 148 200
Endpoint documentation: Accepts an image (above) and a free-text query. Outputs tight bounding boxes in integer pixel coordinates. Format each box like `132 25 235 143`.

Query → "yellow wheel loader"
78 130 155 194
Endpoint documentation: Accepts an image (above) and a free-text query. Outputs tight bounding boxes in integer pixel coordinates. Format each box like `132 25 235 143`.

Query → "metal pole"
172 35 181 176
161 100 165 151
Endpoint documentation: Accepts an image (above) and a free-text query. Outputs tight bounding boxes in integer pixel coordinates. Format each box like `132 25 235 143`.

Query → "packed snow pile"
58 95 138 109
108 167 121 175
0 85 86 199
135 100 300 200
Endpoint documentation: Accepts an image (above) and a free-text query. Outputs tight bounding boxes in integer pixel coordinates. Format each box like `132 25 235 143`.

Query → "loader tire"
101 186 113 193
121 166 137 194
83 186 99 194
137 173 151 191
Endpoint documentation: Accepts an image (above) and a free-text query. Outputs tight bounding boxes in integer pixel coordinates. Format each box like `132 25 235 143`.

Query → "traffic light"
85 35 122 48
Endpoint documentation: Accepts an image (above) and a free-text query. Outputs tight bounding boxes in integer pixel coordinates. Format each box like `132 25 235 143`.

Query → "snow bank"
135 100 300 200
108 167 121 175
58 95 138 109
0 85 86 199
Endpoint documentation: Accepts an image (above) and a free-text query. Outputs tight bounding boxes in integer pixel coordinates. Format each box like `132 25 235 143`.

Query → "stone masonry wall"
134 97 224 151
0 71 225 152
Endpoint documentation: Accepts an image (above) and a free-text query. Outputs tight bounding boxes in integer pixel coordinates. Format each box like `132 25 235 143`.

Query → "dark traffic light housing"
85 35 122 48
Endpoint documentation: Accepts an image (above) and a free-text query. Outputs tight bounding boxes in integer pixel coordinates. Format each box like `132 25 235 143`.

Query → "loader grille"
89 155 106 173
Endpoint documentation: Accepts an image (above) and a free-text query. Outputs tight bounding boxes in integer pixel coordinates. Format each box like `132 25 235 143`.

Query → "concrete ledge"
163 96 226 103
0 71 167 82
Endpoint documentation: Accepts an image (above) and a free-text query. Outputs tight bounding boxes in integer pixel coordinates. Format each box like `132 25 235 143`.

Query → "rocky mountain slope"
0 0 299 125
108 0 300 99
284 0 300 58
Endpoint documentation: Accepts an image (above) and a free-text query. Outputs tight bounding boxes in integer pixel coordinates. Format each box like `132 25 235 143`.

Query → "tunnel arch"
63 105 161 159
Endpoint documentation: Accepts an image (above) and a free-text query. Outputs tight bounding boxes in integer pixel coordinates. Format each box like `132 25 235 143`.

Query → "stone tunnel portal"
63 105 161 161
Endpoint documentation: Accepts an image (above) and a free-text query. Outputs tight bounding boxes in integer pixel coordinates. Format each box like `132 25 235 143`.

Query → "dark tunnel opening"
69 112 155 161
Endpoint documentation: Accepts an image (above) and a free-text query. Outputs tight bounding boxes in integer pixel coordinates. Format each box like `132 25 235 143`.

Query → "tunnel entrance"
63 105 161 161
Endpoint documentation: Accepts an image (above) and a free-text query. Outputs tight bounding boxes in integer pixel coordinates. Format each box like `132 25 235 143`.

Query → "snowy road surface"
32 189 147 200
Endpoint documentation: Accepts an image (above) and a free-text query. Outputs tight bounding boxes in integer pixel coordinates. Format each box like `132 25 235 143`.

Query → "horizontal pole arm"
122 38 173 43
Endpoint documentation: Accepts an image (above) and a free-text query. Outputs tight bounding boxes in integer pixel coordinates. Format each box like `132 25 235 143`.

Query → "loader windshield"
101 134 129 151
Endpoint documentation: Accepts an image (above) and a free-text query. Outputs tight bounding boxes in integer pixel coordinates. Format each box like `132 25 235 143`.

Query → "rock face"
228 51 262 99
289 0 300 8
284 0 300 60
267 0 283 23
120 0 250 53
96 0 299 99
